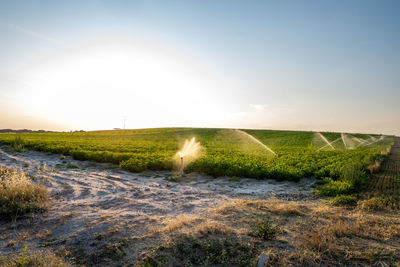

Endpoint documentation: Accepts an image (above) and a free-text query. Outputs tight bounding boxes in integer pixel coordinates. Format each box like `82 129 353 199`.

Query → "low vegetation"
0 128 392 185
141 235 259 267
140 198 400 266
0 242 69 267
0 165 48 217
12 135 25 152
0 130 397 266
248 215 282 240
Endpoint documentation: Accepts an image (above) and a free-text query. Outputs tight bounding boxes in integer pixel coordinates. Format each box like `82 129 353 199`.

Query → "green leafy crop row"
0 128 393 187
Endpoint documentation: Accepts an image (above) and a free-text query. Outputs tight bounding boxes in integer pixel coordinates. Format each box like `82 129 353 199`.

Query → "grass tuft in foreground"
140 235 258 267
248 215 282 240
0 166 48 217
0 242 69 267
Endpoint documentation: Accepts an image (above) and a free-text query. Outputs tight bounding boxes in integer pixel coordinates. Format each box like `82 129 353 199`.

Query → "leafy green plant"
315 179 353 196
228 176 241 182
66 163 79 169
12 135 25 152
327 194 358 206
249 215 282 240
165 173 184 182
0 128 392 184
18 241 27 267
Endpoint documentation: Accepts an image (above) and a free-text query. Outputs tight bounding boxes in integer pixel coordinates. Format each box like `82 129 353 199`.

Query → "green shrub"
66 163 79 169
165 173 184 182
229 176 241 182
12 135 25 152
327 194 358 206
248 215 282 240
316 179 353 196
340 163 367 187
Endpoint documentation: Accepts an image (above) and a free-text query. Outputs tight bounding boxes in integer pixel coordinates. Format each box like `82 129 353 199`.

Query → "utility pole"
123 116 127 129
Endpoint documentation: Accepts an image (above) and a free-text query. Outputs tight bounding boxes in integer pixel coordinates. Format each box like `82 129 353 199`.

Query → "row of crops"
365 137 400 208
0 128 393 188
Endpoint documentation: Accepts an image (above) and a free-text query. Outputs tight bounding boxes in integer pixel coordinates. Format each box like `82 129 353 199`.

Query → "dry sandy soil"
0 148 316 266
2 141 399 266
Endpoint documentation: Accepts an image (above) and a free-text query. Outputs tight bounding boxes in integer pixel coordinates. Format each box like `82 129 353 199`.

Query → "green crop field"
0 128 393 194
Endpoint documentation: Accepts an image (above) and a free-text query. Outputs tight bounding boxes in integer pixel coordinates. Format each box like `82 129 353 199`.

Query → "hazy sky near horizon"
0 0 399 135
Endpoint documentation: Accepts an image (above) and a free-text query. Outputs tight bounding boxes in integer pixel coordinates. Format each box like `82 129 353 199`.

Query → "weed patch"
248 215 282 240
0 166 48 217
66 163 79 169
140 235 258 267
0 242 69 267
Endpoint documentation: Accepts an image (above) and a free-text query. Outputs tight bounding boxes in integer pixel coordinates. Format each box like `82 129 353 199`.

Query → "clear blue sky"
0 0 399 135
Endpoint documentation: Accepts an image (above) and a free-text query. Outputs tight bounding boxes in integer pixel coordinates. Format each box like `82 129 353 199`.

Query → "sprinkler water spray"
175 137 203 175
234 129 277 156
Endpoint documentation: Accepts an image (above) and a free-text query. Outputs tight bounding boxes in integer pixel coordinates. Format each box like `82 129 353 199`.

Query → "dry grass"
358 197 391 211
367 160 383 174
140 198 400 266
267 200 310 216
0 249 70 267
35 229 52 240
151 214 201 233
0 165 48 217
300 208 400 264
193 221 234 236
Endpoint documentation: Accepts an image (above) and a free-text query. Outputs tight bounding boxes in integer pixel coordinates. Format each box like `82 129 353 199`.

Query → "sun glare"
19 42 225 130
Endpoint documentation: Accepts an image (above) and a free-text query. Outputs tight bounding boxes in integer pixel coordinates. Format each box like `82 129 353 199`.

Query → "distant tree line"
0 129 55 133
0 129 86 133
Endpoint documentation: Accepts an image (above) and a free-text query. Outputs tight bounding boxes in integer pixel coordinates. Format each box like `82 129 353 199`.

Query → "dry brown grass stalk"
0 165 48 217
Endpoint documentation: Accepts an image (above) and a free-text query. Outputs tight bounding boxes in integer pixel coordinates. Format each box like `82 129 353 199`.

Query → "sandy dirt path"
0 148 315 265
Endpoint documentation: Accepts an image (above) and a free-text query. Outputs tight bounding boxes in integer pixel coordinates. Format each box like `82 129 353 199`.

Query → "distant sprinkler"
178 152 184 174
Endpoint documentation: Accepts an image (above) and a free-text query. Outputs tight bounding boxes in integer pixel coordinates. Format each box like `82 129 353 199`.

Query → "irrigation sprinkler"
178 152 184 175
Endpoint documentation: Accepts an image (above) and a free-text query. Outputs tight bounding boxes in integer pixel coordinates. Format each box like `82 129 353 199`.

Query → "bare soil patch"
0 147 314 266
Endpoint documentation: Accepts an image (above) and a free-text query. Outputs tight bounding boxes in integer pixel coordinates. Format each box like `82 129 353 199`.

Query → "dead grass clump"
358 197 395 211
193 221 234 237
0 166 48 217
148 215 162 223
264 249 324 267
367 160 383 174
159 214 200 233
211 199 249 217
213 199 309 217
35 229 52 240
302 210 400 263
302 218 359 255
352 215 400 241
302 224 338 255
268 201 310 216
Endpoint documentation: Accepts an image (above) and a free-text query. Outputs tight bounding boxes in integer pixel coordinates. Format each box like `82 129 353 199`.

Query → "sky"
0 0 399 135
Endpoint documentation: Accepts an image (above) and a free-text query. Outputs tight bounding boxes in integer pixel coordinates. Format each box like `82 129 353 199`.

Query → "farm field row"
0 128 393 185
365 137 400 208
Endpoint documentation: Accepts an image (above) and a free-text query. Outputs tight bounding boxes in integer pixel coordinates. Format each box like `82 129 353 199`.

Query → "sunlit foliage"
0 128 392 188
